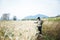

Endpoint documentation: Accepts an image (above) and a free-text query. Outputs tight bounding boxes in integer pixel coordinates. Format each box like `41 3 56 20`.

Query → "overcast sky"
0 0 60 19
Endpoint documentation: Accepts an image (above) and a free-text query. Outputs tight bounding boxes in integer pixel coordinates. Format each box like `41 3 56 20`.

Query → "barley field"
0 21 39 40
42 21 60 40
0 20 60 40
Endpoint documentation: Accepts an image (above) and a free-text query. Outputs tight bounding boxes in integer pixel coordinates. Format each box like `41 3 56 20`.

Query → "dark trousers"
38 26 42 34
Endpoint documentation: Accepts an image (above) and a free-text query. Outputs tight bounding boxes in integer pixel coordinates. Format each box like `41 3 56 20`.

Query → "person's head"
37 17 41 20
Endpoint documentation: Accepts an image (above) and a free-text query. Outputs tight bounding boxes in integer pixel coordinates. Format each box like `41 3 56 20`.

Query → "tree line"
0 14 17 21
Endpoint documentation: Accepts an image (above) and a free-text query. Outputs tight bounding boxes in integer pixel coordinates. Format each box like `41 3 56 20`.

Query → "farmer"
36 17 43 34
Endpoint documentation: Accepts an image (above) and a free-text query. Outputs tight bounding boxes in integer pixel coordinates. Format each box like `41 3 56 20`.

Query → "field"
42 21 60 40
0 19 60 40
0 21 38 40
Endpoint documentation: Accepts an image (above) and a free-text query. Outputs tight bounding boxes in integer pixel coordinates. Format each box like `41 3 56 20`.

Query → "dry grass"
0 20 60 40
0 21 38 40
42 21 60 40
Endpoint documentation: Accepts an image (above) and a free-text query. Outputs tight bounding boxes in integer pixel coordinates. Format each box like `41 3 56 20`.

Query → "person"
36 17 43 34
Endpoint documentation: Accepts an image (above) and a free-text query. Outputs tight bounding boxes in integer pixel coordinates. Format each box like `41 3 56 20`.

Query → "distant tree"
56 15 60 17
1 14 10 20
13 16 17 20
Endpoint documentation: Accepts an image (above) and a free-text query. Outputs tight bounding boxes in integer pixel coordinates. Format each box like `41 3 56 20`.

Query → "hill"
23 14 49 19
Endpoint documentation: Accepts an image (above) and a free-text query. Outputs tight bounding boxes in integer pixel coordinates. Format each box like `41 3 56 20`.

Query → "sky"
0 0 60 19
